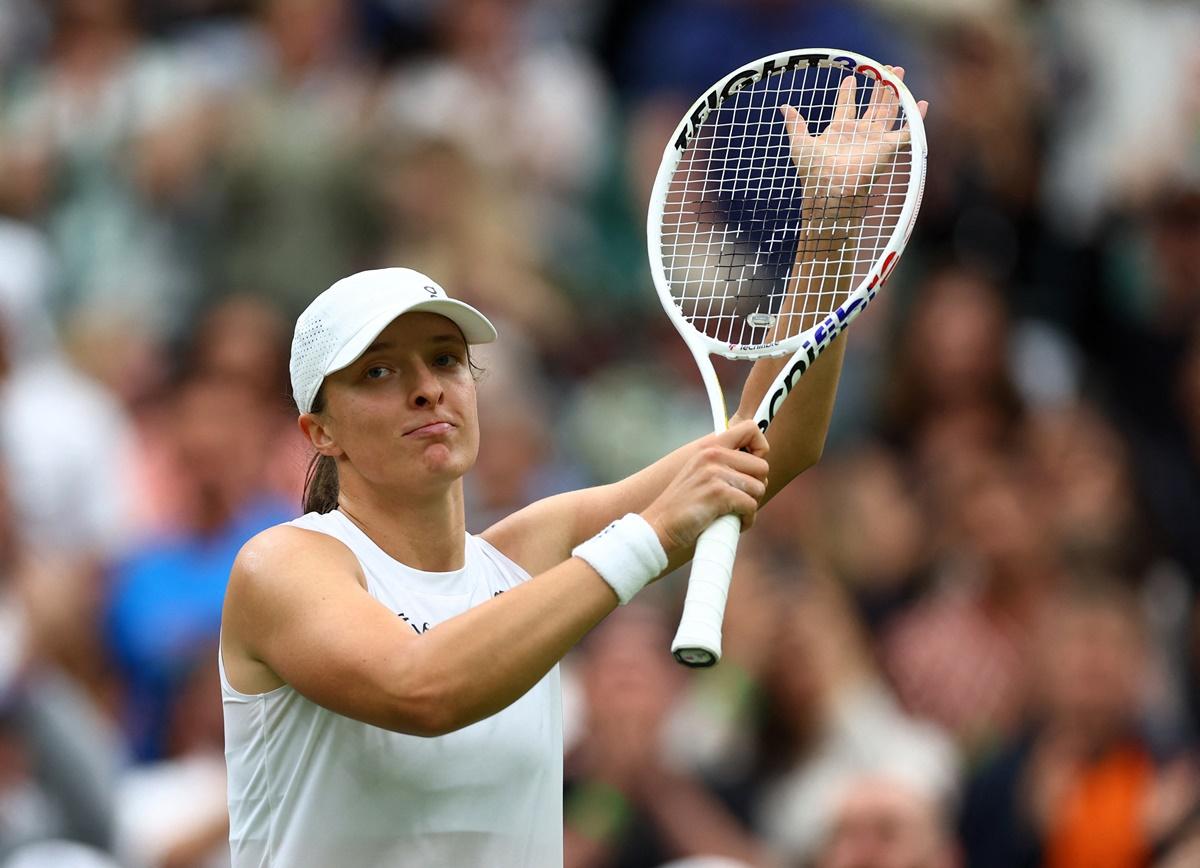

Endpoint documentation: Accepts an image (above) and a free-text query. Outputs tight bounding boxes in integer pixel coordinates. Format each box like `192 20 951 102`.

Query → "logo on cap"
424 285 439 297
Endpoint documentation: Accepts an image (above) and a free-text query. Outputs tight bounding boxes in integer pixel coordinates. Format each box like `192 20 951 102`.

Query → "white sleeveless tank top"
220 510 563 867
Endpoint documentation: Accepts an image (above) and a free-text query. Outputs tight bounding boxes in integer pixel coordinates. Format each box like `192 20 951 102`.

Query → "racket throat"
690 348 730 431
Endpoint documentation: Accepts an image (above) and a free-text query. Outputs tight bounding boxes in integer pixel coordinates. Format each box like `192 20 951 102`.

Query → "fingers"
866 65 901 132
779 103 811 168
832 72 857 123
697 443 769 490
722 467 768 502
704 448 768 498
778 103 809 138
716 419 770 456
864 66 890 128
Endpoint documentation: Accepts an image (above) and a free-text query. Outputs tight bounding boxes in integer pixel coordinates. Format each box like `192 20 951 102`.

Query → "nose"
409 362 445 409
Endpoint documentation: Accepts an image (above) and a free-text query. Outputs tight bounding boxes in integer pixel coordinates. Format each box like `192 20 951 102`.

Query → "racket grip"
671 513 742 667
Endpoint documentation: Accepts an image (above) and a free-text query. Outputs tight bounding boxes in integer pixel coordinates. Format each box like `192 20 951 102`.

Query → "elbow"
385 690 459 738
808 442 827 469
382 658 469 738
794 441 826 475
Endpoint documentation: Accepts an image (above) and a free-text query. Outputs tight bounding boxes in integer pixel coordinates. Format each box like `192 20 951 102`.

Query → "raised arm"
740 65 928 500
486 67 929 575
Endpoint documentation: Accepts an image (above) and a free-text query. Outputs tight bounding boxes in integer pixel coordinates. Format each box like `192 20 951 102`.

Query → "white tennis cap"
290 267 497 413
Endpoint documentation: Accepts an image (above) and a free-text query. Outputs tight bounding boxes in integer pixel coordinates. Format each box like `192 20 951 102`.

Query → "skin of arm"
487 67 926 576
483 325 843 578
223 525 620 737
221 424 768 737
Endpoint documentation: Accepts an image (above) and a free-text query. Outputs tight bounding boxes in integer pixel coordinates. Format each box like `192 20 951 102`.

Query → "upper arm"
221 526 442 736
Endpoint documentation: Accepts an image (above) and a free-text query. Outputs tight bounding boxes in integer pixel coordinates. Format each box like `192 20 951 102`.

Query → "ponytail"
303 453 339 514
301 387 339 514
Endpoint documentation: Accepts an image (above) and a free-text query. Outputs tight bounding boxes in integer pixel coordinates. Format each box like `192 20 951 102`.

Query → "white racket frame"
646 48 928 666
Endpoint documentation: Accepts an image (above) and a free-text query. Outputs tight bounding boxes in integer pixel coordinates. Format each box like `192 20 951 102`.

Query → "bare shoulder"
221 523 367 693
229 523 366 603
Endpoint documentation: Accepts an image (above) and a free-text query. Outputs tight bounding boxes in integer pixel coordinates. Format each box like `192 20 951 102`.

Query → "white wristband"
572 513 669 605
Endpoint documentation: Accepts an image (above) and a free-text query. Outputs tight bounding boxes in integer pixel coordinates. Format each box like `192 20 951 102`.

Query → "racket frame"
646 48 928 666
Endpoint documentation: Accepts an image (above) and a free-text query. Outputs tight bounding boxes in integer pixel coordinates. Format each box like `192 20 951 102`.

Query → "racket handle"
671 513 742 667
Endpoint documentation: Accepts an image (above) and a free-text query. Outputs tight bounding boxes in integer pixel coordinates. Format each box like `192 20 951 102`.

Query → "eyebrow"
361 334 465 355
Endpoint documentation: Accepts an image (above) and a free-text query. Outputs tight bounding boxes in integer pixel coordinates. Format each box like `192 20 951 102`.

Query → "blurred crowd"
0 0 1199 866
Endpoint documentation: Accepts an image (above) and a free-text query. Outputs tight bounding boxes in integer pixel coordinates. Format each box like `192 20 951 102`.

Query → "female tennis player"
220 68 925 868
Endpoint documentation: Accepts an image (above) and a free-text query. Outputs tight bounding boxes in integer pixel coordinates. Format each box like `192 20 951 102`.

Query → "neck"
336 479 467 572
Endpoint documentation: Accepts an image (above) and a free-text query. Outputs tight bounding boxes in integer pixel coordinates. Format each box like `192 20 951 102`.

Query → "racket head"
647 49 927 362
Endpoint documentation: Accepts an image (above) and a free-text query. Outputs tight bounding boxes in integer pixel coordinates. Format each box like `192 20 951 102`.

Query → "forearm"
575 437 712 542
403 557 619 734
733 333 845 501
639 770 775 867
731 251 850 499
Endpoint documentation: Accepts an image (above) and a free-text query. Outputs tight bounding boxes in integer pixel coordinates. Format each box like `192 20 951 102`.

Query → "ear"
299 413 343 458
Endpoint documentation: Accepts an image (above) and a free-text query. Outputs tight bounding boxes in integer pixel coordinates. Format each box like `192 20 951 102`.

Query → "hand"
641 420 769 554
780 66 928 247
1023 725 1087 832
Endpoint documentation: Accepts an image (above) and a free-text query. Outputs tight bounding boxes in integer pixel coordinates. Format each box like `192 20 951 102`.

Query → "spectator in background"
0 453 124 860
465 336 585 533
105 372 294 760
564 605 769 868
814 774 960 868
1020 401 1152 579
111 653 228 868
804 445 932 636
913 15 1040 287
883 262 1022 456
748 576 957 865
959 579 1199 868
884 449 1058 755
181 295 307 509
1066 183 1200 587
381 0 612 254
211 0 380 317
0 220 136 561
369 133 578 353
1040 0 1200 239
0 0 210 337
0 220 136 717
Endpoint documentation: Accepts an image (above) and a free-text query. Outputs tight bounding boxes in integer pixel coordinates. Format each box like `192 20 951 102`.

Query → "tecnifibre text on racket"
647 49 928 667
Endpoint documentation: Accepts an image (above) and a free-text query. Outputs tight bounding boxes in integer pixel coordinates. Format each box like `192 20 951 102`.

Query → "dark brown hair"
302 387 339 514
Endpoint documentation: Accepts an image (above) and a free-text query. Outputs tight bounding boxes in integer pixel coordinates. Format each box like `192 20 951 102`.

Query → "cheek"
457 384 481 454
335 394 406 452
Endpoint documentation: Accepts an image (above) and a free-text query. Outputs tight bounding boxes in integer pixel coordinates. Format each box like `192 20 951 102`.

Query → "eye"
434 352 463 368
364 365 391 380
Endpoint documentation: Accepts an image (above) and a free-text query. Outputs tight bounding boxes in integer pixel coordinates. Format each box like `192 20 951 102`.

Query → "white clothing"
221 510 563 867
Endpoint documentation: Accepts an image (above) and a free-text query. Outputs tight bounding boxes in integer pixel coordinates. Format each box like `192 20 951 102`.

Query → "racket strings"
660 65 914 350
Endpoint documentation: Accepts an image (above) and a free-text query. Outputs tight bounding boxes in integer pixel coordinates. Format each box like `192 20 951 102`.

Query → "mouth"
404 420 456 437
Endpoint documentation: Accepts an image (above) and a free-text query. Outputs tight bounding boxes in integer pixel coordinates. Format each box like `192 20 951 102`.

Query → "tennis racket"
647 49 927 667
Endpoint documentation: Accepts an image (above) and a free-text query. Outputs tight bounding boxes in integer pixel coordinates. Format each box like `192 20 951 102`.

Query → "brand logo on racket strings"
675 53 860 152
757 252 898 432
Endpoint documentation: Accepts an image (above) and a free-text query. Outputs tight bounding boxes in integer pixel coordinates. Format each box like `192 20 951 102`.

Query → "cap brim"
322 298 498 380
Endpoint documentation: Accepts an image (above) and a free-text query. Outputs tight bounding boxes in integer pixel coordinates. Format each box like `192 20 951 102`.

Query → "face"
306 313 478 497
1037 596 1143 735
819 779 954 868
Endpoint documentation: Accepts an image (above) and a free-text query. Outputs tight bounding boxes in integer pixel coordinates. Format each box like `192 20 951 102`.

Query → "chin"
418 442 477 483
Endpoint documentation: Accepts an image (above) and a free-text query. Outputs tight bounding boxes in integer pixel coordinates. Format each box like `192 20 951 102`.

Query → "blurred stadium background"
0 0 1199 866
